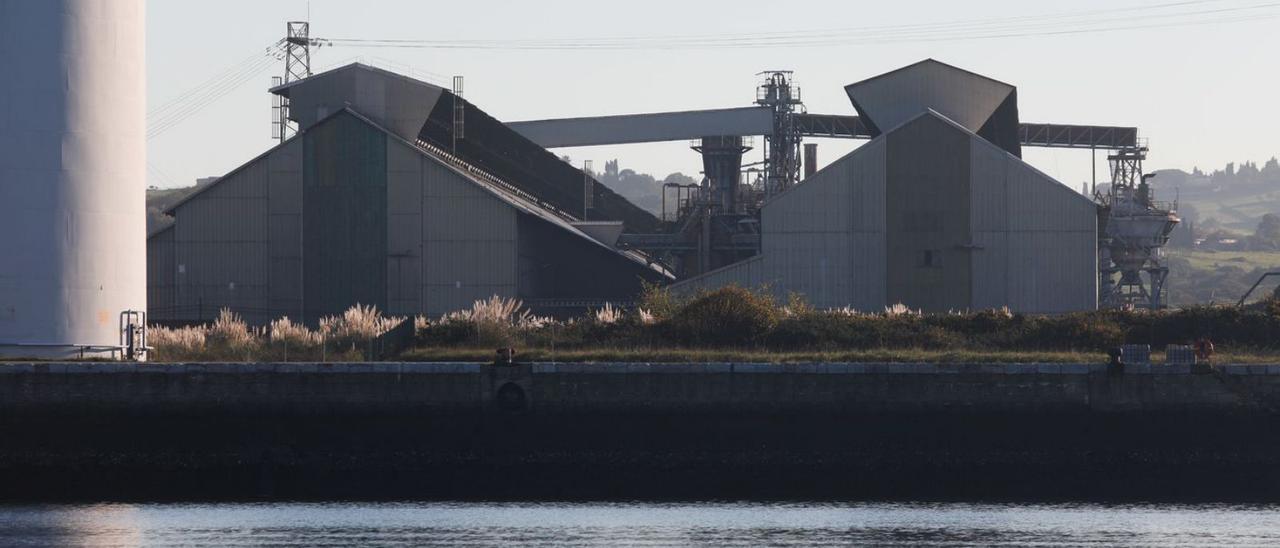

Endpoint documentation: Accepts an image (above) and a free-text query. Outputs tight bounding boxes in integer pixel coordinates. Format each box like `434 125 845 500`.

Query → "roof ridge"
844 58 1015 91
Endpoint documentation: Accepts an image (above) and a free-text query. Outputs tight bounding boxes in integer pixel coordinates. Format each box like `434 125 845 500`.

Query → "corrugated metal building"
148 64 668 324
673 60 1098 313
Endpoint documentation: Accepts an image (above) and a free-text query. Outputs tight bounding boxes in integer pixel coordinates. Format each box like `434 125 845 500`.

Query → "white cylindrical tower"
0 0 146 358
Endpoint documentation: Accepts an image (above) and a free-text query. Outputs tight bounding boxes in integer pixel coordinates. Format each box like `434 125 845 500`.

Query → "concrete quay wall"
1 361 1277 413
5 362 1280 502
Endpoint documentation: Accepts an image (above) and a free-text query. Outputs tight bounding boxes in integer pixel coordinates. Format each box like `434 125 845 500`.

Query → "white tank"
0 0 146 358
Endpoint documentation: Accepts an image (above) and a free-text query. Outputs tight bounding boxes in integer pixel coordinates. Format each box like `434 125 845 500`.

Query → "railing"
1018 123 1139 150
0 342 129 360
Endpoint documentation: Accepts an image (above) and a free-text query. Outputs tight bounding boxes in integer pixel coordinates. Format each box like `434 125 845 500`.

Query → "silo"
0 0 146 358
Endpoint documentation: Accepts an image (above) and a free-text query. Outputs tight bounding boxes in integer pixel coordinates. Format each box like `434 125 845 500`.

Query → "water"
2 502 1278 547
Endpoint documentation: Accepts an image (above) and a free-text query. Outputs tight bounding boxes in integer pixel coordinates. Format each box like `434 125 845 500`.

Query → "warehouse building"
148 64 668 324
672 60 1099 313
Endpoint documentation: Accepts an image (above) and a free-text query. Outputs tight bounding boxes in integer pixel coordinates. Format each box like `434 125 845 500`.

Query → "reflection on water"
1 502 1279 546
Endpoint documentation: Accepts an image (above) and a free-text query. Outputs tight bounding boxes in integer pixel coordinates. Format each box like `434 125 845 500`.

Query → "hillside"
1154 158 1280 234
145 179 213 235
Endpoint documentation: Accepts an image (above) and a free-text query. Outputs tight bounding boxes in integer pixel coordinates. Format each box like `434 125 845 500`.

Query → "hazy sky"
147 0 1280 193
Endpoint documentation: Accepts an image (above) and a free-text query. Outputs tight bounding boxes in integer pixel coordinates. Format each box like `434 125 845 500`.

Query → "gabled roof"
766 108 1093 209
162 105 671 278
892 109 1096 208
269 62 443 98
161 118 315 215
349 108 672 279
845 59 1016 136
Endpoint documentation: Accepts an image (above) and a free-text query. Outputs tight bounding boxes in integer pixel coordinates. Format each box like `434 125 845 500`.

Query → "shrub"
638 282 682 321
417 317 478 346
266 317 321 360
664 285 780 346
149 325 207 361
767 311 873 349
1261 291 1280 318
1023 313 1125 351
417 296 534 348
320 303 400 346
269 316 320 347
594 303 622 326
206 308 258 357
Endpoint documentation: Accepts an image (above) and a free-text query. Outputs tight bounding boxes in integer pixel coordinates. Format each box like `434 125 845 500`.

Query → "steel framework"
1097 145 1180 310
275 21 312 142
756 71 804 196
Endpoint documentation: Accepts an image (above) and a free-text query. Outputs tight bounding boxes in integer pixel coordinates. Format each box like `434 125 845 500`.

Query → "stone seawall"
2 362 1279 502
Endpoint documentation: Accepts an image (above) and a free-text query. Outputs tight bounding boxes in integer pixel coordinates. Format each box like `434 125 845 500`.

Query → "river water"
1 502 1278 546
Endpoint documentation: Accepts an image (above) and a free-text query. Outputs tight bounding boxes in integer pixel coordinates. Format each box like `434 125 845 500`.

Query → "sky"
146 0 1280 193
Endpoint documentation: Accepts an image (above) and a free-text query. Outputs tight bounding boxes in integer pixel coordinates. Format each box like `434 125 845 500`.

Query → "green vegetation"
1167 249 1280 306
143 285 1280 363
406 285 1280 363
1152 157 1280 305
1171 249 1280 271
145 178 216 234
1158 157 1280 233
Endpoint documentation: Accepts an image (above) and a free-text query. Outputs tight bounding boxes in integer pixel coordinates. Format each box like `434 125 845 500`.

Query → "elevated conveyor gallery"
508 109 1138 151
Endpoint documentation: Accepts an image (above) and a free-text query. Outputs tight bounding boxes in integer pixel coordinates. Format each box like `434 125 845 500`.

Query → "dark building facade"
148 64 668 324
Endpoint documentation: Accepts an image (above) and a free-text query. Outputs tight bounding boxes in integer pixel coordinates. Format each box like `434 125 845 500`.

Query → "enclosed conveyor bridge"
507 107 1138 150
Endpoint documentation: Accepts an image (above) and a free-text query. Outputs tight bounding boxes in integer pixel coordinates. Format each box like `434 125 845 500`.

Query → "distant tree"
1253 213 1280 250
662 173 698 187
1264 157 1280 182
589 161 698 216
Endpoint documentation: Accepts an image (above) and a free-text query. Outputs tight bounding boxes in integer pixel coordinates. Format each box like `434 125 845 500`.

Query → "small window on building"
920 250 943 268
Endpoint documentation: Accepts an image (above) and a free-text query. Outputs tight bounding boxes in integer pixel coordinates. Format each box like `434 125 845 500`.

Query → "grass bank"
137 285 1280 364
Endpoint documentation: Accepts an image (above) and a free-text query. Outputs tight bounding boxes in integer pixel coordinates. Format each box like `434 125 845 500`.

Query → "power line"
324 0 1226 46
147 46 285 140
316 1 1280 51
149 40 284 121
148 50 281 133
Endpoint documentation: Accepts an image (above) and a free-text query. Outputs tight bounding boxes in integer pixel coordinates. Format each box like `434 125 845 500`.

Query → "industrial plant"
512 59 1178 313
0 10 1182 357
146 62 669 326
148 46 1178 323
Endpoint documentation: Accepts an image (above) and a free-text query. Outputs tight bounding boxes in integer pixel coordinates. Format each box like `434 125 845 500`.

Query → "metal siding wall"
302 113 389 323
669 257 766 296
1004 159 1098 313
847 139 888 311
420 157 517 317
286 70 357 133
146 228 175 322
763 151 855 308
387 139 424 316
969 140 1010 309
288 65 444 141
267 139 303 319
171 157 272 324
672 140 887 311
970 138 1097 313
886 115 972 312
